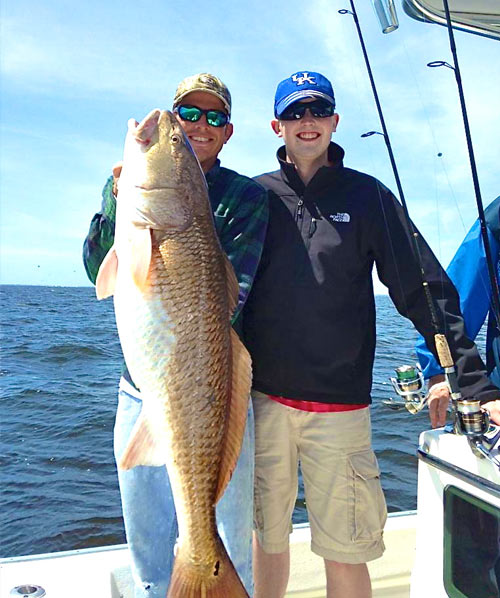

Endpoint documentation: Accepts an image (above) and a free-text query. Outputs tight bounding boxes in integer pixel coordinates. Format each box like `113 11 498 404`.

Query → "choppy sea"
1 285 483 558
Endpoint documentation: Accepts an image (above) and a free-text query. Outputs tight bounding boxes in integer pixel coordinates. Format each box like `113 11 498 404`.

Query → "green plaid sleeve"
211 171 269 322
82 176 117 284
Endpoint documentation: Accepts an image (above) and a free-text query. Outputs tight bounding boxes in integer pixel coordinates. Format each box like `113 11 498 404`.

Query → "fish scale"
117 223 233 579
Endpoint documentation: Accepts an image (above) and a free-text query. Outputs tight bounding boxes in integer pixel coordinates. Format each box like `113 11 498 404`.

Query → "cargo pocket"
348 450 387 542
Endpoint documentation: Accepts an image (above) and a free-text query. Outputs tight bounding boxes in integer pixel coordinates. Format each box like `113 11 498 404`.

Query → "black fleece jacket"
242 143 499 405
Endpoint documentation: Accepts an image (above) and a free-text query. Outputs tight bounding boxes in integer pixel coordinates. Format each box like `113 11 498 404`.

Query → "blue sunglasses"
175 104 230 128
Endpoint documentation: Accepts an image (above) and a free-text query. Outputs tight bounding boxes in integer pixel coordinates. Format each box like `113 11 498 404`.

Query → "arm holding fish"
416 215 500 424
214 177 269 321
371 183 500 426
83 175 117 284
111 162 123 196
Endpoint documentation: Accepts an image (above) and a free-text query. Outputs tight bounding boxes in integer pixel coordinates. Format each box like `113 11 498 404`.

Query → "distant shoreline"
0 283 94 289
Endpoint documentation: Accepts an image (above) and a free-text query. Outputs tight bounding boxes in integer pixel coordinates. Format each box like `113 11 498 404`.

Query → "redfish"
96 109 251 598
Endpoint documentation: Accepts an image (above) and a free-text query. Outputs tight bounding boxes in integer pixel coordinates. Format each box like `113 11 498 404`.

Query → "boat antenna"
427 0 500 332
339 1 471 419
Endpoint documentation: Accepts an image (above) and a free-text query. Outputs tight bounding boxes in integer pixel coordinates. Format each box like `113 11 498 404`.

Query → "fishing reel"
454 398 490 438
383 364 427 414
453 399 500 466
383 364 500 466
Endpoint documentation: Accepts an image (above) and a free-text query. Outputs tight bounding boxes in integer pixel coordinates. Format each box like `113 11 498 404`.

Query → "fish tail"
167 542 249 598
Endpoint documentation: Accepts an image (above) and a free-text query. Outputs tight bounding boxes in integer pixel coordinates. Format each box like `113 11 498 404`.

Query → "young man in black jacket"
242 70 500 598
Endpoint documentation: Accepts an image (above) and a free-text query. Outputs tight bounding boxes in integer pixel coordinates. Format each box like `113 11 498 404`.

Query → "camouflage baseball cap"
173 73 231 116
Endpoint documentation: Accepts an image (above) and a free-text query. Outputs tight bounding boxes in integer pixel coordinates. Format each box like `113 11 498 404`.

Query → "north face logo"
329 212 351 223
291 72 316 86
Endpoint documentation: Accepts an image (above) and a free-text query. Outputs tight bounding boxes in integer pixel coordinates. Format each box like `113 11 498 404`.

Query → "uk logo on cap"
291 72 317 86
274 71 336 118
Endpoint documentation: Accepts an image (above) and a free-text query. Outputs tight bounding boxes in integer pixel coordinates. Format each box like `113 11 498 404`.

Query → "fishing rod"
339 2 442 338
427 0 500 333
339 2 458 382
339 1 491 443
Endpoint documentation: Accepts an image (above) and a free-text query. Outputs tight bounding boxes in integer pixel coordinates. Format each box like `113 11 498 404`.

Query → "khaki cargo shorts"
252 390 387 564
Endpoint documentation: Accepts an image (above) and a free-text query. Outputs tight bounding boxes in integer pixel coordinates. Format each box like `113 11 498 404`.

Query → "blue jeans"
114 383 254 598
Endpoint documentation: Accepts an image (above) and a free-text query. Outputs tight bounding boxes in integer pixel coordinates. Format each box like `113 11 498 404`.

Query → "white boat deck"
0 511 416 598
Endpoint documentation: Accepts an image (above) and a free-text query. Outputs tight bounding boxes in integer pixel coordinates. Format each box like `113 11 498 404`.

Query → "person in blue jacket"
416 196 500 428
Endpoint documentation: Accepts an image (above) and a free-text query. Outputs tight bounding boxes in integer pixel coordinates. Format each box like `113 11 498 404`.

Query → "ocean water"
1 285 482 558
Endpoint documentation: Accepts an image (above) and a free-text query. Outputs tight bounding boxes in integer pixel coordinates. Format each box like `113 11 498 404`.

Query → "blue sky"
1 0 499 290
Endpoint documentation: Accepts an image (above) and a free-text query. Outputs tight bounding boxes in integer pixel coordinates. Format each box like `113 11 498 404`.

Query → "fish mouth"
135 185 178 191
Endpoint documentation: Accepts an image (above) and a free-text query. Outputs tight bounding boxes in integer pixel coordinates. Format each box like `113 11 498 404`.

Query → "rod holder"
10 586 46 598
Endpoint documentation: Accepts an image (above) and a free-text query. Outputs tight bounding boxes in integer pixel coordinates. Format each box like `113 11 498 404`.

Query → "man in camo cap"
173 72 232 113
171 73 234 173
83 72 268 597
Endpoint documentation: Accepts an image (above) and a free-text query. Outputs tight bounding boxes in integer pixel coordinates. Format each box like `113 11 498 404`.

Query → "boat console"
385 363 500 597
382 279 500 598
412 427 500 597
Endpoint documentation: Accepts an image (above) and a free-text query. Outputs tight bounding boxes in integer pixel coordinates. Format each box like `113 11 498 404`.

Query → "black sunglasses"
280 99 335 121
175 104 230 128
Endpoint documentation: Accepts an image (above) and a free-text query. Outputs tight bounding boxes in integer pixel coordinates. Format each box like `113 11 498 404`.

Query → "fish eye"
171 134 181 144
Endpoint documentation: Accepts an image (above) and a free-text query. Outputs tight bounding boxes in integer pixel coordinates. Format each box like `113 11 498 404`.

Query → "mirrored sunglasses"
175 104 230 128
280 99 335 121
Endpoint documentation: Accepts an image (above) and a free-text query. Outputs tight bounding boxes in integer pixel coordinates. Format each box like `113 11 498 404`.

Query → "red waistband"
267 394 367 413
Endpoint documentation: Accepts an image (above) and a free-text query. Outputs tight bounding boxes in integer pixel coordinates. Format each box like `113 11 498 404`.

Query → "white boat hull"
411 428 500 598
3 429 499 598
0 511 417 598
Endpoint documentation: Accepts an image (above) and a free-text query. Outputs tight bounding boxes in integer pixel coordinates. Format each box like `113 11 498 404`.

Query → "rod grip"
435 334 454 368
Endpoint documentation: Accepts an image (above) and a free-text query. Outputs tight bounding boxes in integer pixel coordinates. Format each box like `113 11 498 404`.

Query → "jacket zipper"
308 218 317 238
296 197 304 222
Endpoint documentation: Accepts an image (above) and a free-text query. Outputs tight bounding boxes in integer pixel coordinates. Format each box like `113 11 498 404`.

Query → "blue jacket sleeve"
416 218 499 378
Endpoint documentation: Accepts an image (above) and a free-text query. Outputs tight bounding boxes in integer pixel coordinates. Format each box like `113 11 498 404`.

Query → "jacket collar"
277 142 345 195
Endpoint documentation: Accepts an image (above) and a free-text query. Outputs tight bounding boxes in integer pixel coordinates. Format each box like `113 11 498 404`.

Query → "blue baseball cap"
274 71 336 118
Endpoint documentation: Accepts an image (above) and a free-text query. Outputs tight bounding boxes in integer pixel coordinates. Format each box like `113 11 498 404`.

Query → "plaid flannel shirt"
83 160 268 386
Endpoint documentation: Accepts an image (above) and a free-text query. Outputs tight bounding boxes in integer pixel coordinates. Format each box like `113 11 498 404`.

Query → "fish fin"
167 540 248 598
224 254 239 318
95 247 118 300
129 227 152 290
118 413 166 470
215 328 252 503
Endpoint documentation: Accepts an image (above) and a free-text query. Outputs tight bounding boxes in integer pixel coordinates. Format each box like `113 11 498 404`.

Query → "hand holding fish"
111 162 122 196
